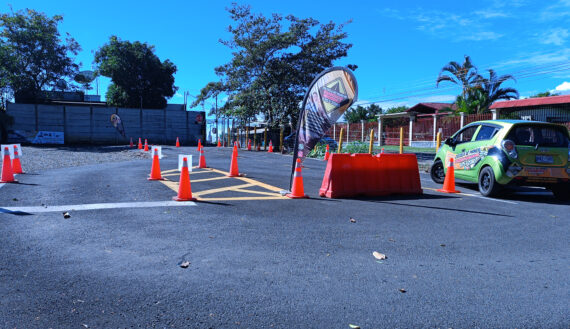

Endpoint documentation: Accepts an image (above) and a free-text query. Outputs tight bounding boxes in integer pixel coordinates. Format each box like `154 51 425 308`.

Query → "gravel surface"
13 145 151 174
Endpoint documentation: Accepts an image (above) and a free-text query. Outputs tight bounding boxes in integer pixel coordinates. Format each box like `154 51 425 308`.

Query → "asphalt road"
1 146 569 328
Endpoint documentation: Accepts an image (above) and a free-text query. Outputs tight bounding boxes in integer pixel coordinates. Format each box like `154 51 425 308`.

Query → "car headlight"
502 139 518 159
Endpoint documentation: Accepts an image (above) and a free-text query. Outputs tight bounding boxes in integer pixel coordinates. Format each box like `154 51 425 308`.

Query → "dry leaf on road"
373 251 386 260
179 261 190 268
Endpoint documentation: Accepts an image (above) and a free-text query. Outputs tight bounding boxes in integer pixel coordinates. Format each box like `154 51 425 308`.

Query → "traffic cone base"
437 159 460 193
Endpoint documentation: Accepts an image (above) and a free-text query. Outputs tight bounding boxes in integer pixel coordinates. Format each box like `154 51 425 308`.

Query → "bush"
342 141 372 154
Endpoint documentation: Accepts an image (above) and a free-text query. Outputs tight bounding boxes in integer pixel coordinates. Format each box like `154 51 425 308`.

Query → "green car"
430 120 570 199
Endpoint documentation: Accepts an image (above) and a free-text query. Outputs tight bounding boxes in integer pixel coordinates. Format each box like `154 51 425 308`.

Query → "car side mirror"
444 137 454 146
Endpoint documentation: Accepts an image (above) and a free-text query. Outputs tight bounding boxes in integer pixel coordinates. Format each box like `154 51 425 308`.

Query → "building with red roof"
489 94 570 123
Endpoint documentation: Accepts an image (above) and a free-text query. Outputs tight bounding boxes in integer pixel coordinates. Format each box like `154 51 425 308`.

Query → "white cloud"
540 0 570 21
380 7 504 42
174 92 183 98
554 81 570 91
541 28 569 46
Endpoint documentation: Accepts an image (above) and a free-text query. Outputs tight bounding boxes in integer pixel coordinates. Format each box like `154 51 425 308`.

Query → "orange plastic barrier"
319 153 422 198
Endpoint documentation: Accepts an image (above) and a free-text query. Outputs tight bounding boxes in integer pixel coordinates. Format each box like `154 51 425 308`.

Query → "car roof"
467 119 555 127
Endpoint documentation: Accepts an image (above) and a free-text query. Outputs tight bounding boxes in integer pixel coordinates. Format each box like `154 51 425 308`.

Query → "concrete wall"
6 102 205 145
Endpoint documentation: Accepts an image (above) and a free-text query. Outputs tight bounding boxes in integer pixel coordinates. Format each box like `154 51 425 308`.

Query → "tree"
436 55 479 98
530 91 559 98
476 69 518 110
0 8 81 101
384 105 409 114
344 104 382 123
206 4 353 127
94 36 177 108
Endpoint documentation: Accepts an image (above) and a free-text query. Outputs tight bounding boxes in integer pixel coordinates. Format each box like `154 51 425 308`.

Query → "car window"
454 125 479 144
474 125 500 141
506 125 569 147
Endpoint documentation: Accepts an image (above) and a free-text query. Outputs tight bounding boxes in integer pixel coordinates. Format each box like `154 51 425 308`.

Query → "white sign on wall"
32 131 64 144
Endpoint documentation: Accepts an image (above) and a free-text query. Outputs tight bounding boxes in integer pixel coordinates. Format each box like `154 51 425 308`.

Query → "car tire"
430 159 445 184
551 185 570 201
478 166 501 197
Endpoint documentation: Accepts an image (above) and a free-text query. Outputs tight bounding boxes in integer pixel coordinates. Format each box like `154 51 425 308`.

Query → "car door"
447 124 480 180
457 124 502 181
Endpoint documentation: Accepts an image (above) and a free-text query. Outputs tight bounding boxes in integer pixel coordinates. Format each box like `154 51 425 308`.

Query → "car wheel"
551 185 570 201
478 166 500 197
430 159 445 184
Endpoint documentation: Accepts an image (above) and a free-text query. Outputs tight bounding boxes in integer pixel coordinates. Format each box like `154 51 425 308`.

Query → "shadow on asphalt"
0 208 33 216
456 183 570 205
364 201 514 217
195 200 233 206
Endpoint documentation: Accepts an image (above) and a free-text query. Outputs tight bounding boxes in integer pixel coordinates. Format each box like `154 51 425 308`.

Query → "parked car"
282 133 338 153
430 120 570 199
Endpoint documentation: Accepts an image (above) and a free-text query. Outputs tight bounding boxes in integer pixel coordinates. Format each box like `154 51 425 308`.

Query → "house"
489 94 570 123
406 102 456 115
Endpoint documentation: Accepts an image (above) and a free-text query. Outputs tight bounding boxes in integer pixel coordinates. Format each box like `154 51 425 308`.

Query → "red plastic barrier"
319 153 422 198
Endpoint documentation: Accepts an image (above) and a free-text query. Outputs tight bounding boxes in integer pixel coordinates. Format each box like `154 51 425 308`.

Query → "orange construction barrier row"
319 153 422 198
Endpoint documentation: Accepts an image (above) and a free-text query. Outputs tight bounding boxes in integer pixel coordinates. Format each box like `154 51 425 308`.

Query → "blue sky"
4 0 570 113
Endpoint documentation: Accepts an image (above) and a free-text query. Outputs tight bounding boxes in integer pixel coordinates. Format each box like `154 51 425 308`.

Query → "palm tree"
436 55 479 98
476 69 519 110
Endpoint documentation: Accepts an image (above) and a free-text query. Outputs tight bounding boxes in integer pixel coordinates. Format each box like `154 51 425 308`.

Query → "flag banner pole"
287 66 358 191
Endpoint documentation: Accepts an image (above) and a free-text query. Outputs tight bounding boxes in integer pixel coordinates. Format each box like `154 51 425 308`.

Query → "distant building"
406 102 456 114
489 94 570 123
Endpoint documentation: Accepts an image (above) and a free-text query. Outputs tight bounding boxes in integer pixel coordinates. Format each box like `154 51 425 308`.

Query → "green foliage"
344 104 382 123
307 142 328 158
0 8 80 100
436 55 478 98
437 56 519 114
530 91 559 98
208 4 353 127
342 141 371 154
384 106 409 114
94 36 177 108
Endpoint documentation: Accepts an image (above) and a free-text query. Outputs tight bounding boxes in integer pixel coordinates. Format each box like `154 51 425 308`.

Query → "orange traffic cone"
173 157 196 201
12 146 23 174
247 139 252 151
138 138 142 149
437 158 460 193
324 144 330 161
197 139 202 151
144 139 149 152
228 144 241 177
176 137 180 147
268 141 273 153
0 147 16 183
147 148 163 180
130 137 134 148
198 146 207 168
287 158 308 199
217 139 221 148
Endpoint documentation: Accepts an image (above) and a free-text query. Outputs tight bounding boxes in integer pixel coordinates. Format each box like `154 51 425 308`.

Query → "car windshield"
506 124 569 147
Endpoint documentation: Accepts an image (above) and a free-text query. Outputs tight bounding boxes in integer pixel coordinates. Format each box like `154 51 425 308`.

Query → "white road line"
0 200 196 214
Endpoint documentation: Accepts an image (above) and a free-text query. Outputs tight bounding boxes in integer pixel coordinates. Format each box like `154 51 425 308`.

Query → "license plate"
535 155 553 164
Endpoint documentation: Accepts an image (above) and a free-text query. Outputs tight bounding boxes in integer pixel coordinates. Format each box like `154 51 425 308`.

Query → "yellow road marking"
158 167 287 201
233 189 281 196
207 168 284 192
193 184 254 196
